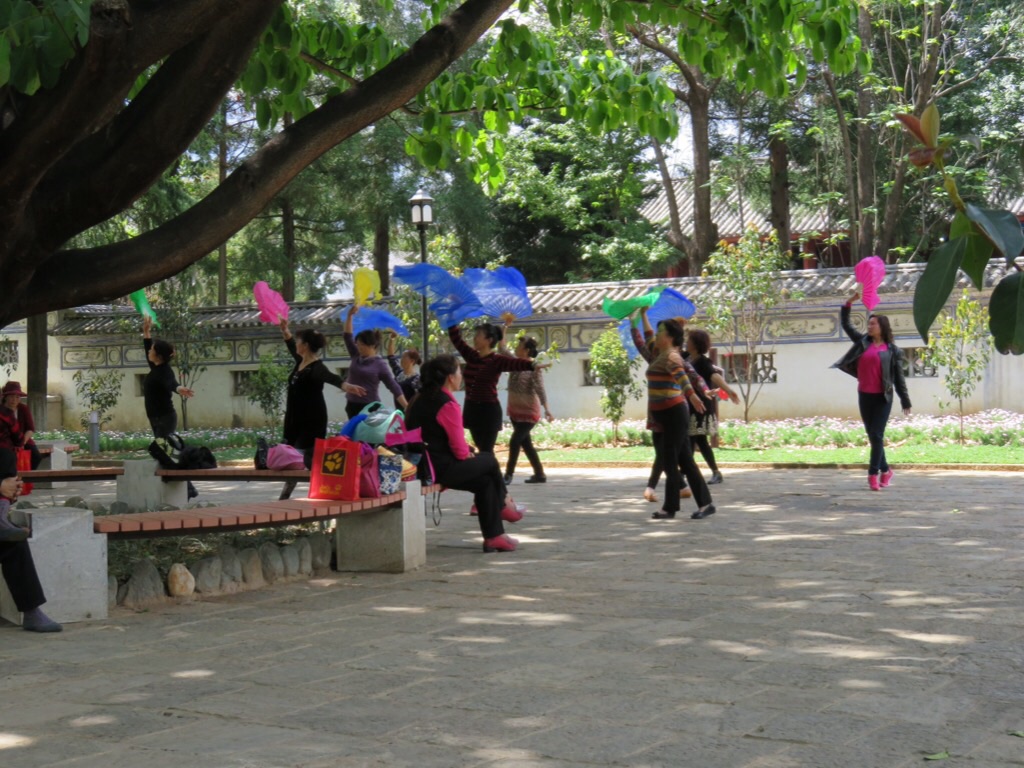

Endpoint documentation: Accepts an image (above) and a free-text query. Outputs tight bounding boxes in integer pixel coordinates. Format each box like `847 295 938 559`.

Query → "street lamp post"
409 189 434 360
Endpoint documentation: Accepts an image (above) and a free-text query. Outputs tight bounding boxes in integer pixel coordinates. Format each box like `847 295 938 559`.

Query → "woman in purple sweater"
343 306 408 419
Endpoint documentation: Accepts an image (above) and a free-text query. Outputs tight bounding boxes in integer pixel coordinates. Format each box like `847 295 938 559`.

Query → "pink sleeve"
437 398 471 460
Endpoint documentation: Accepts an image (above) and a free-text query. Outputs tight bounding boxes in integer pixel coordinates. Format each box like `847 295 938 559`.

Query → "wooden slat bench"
37 444 80 457
22 467 124 482
95 491 406 538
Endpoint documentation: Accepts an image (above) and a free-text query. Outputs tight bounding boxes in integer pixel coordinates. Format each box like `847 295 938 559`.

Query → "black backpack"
177 445 217 470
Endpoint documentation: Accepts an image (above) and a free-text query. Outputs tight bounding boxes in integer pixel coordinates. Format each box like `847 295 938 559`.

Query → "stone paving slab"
2 466 1023 767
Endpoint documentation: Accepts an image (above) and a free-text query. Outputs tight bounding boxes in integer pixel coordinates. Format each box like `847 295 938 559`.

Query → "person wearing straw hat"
1 381 41 469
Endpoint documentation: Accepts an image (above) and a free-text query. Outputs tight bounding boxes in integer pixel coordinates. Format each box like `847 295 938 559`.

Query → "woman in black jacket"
832 291 912 490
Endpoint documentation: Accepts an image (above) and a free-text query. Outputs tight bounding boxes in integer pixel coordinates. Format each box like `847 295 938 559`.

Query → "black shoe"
707 472 723 485
255 437 269 470
186 481 199 501
691 504 716 520
651 510 676 519
524 475 547 484
503 474 513 486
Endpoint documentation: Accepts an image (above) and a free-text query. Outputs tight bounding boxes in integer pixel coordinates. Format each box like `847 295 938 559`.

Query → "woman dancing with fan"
343 306 408 419
503 335 553 485
832 291 912 490
447 322 547 453
685 328 739 485
386 332 422 401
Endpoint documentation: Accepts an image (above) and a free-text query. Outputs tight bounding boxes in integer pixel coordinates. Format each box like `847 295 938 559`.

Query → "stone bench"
117 461 309 508
31 442 80 489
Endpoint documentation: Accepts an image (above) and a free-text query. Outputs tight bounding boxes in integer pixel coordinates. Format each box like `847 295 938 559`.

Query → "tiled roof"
48 258 1019 335
639 180 847 239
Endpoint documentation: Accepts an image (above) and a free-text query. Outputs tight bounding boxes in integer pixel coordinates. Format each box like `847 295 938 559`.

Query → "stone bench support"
117 459 187 509
0 507 109 625
33 442 72 489
334 480 426 573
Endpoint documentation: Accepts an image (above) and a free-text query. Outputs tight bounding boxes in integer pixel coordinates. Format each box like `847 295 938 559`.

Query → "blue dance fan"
617 317 641 360
393 263 484 328
648 287 696 325
461 267 533 321
348 307 409 337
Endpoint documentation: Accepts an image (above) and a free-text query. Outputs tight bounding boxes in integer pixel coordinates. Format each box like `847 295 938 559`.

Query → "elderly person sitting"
0 448 62 632
1 381 41 469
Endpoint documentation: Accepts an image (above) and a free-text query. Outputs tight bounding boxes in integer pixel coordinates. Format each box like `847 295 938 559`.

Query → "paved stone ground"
1 466 1023 768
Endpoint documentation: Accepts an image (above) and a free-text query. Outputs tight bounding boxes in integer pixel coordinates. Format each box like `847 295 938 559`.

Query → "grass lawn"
532 444 1024 466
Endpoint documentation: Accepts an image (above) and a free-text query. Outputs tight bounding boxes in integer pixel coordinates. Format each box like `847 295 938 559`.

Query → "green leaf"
949 211 972 239
0 37 10 85
923 750 950 761
913 239 964 343
964 204 1024 263
421 140 443 167
958 233 994 290
1009 731 1024 738
989 272 1024 355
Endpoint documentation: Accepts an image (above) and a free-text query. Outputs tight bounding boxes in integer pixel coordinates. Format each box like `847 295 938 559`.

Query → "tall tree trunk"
688 74 718 273
281 197 296 301
217 100 229 306
855 5 876 259
373 216 390 294
651 136 690 258
768 127 791 257
822 70 859 258
26 314 48 430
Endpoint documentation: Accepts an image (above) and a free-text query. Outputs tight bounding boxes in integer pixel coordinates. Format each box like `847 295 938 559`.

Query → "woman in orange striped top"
646 319 716 520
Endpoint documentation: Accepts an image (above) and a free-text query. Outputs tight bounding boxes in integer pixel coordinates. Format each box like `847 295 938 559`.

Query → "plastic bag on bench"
267 443 305 470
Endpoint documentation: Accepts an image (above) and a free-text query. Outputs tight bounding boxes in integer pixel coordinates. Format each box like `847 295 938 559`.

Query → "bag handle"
359 401 384 416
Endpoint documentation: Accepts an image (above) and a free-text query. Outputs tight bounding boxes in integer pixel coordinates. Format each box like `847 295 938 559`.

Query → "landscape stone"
87 501 106 514
238 548 264 588
259 542 284 583
219 546 243 583
63 496 87 509
189 556 222 594
279 543 300 577
108 500 132 515
296 538 313 575
308 532 331 570
120 559 166 608
167 563 196 597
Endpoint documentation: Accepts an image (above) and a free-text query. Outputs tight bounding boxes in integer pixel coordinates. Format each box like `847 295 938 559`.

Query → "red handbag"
309 436 362 501
17 448 33 496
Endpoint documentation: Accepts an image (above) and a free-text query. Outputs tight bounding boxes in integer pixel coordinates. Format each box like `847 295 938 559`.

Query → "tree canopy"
0 0 865 327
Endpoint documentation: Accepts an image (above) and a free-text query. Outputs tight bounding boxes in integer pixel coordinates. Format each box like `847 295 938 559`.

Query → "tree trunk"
217 101 229 306
0 0 518 326
374 217 390 295
822 70 859 258
26 314 49 430
855 5 876 259
651 137 691 260
687 74 718 272
768 130 791 256
281 197 296 301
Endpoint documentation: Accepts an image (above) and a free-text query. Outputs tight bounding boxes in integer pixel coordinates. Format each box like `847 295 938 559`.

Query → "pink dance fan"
647 288 696 325
461 267 533 323
253 281 289 324
349 307 409 337
393 263 484 328
855 256 886 310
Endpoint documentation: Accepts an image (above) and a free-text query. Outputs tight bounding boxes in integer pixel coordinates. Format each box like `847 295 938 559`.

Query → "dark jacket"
831 303 912 410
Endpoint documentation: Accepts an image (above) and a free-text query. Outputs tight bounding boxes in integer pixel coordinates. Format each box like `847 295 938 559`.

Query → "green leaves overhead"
0 0 91 94
989 272 1024 355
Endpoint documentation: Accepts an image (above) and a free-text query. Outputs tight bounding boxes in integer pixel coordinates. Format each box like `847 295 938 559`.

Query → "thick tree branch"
34 0 281 248
6 0 516 322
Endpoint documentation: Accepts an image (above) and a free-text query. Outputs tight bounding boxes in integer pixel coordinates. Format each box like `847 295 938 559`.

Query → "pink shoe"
868 474 880 491
483 534 518 553
880 470 893 488
470 504 478 516
501 504 523 523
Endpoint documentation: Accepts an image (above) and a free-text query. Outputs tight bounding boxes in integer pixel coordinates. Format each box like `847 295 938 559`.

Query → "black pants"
858 391 892 475
463 401 503 453
647 433 689 490
345 401 364 420
438 453 508 539
691 435 719 473
0 540 46 612
651 405 711 514
506 421 544 477
26 442 42 471
148 412 178 440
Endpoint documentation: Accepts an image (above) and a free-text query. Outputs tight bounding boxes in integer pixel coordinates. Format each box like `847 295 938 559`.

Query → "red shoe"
880 469 893 488
501 504 523 523
868 474 880 491
483 534 518 553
